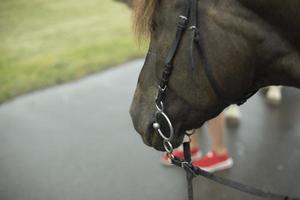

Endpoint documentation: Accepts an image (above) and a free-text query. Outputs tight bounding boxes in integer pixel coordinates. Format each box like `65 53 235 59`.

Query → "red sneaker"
192 151 233 172
160 147 202 166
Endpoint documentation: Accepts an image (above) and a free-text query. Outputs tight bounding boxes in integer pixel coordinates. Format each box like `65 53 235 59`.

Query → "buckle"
177 15 188 29
189 26 197 30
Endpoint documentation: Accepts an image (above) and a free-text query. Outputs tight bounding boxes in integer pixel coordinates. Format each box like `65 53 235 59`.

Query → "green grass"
0 0 146 103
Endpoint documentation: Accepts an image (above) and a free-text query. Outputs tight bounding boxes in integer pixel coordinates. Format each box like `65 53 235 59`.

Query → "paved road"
0 59 299 200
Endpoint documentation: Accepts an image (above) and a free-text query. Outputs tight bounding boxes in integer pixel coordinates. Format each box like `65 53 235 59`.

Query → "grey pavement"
0 59 299 200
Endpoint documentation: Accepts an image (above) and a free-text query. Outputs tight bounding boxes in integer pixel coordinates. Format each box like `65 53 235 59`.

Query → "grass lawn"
0 0 145 103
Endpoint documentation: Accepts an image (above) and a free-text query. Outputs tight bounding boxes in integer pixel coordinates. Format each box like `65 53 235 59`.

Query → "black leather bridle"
151 0 299 200
153 0 258 112
152 0 257 153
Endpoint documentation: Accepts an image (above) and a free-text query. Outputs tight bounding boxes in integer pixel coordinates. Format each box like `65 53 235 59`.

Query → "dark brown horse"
129 0 300 151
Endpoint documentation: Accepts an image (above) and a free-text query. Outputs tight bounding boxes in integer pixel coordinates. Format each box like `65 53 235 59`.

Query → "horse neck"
237 0 300 89
261 52 300 89
256 30 300 88
256 44 300 89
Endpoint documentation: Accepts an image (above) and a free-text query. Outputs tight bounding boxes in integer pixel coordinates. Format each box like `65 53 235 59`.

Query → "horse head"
129 0 300 151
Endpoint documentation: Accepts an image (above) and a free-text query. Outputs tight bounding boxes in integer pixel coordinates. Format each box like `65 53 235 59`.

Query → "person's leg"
193 113 233 172
207 113 227 155
189 130 200 149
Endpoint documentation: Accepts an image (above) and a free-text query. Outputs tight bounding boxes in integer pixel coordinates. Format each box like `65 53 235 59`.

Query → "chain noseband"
152 0 192 155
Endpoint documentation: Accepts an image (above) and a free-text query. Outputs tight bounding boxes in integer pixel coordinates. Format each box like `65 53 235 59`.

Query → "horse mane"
132 0 158 39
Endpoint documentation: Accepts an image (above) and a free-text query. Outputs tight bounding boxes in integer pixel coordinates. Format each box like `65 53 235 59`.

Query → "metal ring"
179 15 188 20
181 161 190 168
158 85 167 92
154 111 174 141
155 101 164 112
163 140 173 154
167 153 175 160
185 129 195 136
189 26 197 30
183 134 192 143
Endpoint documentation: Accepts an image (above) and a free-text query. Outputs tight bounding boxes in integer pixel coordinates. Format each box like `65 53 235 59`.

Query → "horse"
129 0 300 151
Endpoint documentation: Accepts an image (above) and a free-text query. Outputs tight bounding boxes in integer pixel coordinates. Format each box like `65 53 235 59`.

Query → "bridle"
152 0 257 156
151 0 298 199
152 0 198 155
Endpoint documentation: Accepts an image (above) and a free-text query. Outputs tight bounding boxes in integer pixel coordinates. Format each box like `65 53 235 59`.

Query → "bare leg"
189 130 200 149
191 113 232 172
207 113 227 155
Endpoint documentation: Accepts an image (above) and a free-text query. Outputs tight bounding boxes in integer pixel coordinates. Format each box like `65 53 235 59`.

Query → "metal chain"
152 14 189 155
153 87 175 155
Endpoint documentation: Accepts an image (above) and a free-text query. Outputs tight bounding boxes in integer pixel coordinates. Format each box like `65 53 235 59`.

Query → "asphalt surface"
0 59 299 200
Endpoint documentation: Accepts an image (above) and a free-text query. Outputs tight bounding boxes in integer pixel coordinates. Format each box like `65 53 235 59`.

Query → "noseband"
152 0 197 153
152 0 217 152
